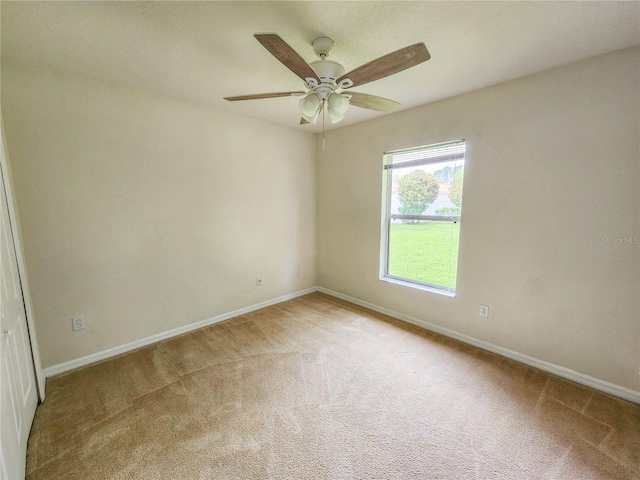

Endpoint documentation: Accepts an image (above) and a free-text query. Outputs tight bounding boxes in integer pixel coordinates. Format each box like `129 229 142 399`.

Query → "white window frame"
380 139 466 296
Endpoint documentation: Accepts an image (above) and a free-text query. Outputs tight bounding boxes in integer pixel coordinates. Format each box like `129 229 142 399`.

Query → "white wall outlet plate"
256 277 263 287
479 305 489 318
72 317 85 331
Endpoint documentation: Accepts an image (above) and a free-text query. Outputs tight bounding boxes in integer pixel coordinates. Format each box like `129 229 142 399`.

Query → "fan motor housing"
310 60 345 83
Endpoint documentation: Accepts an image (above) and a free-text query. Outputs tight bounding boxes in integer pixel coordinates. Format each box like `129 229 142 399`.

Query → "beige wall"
3 47 639 393
1 60 317 368
317 47 640 391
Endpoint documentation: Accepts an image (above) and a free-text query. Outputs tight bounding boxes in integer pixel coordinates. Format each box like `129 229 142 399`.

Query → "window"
381 140 466 295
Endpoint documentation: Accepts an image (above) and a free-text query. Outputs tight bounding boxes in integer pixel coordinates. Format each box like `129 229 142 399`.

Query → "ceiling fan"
224 34 430 125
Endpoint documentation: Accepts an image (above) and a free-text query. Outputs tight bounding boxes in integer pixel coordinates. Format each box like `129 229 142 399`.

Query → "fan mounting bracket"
312 37 334 59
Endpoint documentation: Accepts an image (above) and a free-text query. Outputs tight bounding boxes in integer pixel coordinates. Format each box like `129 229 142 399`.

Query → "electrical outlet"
256 276 263 287
479 305 489 318
72 317 85 331
296 268 300 277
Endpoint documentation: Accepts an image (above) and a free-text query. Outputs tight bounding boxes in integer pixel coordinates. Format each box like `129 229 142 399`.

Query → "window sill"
379 276 456 298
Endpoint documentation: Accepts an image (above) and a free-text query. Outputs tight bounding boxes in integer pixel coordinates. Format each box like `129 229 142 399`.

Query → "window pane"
382 139 465 294
390 160 464 217
387 219 460 289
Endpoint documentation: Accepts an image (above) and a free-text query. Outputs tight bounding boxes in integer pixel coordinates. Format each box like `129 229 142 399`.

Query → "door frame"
0 117 46 402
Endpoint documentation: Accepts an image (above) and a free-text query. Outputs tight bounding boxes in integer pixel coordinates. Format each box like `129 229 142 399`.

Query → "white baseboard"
317 287 640 405
43 287 318 378
44 285 639 405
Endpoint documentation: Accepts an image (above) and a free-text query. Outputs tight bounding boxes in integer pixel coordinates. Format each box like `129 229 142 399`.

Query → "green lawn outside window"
388 221 460 288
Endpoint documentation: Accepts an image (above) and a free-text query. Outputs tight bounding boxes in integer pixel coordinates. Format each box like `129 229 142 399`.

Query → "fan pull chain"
322 101 326 150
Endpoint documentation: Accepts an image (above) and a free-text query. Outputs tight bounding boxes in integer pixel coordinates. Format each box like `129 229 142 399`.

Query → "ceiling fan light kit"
299 92 322 124
327 92 349 124
224 34 430 126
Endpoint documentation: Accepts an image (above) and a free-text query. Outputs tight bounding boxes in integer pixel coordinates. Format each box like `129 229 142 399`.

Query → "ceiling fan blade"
224 91 306 101
348 92 400 113
337 43 430 88
255 34 320 82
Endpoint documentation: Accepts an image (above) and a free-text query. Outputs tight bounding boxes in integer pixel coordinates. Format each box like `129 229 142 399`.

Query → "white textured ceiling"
2 1 639 133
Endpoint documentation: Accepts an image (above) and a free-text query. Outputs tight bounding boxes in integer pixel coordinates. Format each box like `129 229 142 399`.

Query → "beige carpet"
26 293 639 479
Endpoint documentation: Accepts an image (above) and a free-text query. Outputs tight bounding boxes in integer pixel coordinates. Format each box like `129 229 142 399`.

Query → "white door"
0 163 37 479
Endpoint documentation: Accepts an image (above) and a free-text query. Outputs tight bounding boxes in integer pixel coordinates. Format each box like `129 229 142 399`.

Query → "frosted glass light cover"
328 93 349 124
299 93 321 123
